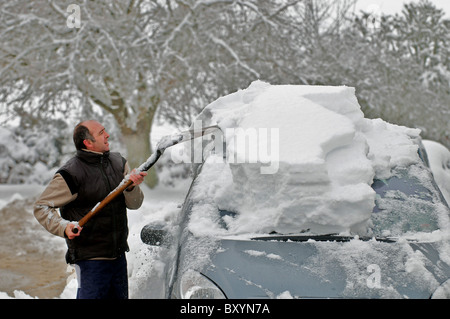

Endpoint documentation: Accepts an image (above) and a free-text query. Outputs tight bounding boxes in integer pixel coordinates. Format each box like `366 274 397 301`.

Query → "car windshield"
186 159 450 239
369 164 448 237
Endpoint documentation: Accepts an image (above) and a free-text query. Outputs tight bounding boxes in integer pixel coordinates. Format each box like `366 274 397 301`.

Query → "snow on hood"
188 81 422 236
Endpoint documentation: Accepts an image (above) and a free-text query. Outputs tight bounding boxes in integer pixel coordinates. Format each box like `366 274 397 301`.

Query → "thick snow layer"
423 140 450 204
189 81 422 236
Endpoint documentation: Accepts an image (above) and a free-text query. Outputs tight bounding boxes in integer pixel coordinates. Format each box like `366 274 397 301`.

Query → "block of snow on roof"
190 81 422 236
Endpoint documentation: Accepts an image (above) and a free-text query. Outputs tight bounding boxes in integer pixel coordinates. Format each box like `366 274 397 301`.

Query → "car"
141 138 450 299
140 83 450 299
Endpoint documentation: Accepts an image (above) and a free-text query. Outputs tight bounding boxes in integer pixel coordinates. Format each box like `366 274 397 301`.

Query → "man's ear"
83 139 92 149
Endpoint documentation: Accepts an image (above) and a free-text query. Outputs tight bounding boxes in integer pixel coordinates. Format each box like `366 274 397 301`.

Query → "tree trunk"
125 102 158 188
113 104 159 189
122 127 158 189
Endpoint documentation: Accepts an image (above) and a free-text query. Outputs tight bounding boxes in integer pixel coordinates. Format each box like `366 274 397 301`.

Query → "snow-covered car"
141 82 450 299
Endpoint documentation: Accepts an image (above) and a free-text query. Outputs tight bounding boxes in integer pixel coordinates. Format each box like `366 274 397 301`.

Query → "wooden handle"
72 179 133 234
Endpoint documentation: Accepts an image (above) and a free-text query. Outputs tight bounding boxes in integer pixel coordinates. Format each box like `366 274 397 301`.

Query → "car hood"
201 236 450 298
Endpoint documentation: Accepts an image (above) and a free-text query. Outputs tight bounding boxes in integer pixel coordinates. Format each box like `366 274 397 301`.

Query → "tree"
0 118 70 184
0 0 305 187
349 0 450 147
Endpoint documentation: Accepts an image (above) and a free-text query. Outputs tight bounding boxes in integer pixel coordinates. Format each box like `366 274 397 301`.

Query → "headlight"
431 279 450 299
177 270 226 299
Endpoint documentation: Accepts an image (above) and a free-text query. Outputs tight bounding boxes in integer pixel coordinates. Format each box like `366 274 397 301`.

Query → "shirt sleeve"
33 173 77 238
123 162 145 210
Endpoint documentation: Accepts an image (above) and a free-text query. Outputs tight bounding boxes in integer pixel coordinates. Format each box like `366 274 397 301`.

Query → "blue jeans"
75 254 128 299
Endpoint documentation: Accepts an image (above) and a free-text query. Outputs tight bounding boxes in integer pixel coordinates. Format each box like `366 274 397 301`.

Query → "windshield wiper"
251 234 396 243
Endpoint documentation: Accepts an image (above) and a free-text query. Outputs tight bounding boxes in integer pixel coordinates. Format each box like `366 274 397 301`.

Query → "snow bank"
189 81 422 236
0 184 45 210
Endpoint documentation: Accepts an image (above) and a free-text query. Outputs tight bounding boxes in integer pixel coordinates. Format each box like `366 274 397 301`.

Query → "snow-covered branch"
209 34 260 78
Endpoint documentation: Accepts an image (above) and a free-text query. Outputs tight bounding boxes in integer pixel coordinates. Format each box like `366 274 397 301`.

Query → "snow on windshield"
185 81 448 237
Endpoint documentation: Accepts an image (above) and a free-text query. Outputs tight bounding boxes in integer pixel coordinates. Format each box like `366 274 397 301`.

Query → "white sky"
354 0 450 17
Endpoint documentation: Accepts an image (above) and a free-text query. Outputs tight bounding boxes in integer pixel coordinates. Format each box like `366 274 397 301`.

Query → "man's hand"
65 223 82 240
127 169 147 190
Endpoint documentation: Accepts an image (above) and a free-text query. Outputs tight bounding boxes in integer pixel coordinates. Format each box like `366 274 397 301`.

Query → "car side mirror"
140 222 169 246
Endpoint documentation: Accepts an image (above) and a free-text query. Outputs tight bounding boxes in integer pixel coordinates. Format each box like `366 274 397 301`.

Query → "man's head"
73 120 110 153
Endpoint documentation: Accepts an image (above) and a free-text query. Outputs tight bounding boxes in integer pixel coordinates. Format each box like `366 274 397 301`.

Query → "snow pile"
423 140 450 204
189 81 422 236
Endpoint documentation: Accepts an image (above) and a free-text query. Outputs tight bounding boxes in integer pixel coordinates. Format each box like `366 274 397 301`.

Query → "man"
34 120 147 299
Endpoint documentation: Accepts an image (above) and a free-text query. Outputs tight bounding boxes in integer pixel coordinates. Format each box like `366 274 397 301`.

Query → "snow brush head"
156 134 184 151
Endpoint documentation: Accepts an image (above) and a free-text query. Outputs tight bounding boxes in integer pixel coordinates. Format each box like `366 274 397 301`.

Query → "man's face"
83 121 110 153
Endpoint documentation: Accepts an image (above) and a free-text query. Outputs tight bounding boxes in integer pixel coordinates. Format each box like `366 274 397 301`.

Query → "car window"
370 164 448 237
187 159 449 239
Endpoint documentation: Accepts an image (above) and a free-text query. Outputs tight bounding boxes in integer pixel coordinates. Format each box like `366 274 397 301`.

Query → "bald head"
73 120 110 153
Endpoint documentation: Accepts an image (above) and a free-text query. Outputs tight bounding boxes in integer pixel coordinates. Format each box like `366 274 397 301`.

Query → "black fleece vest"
58 150 129 264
